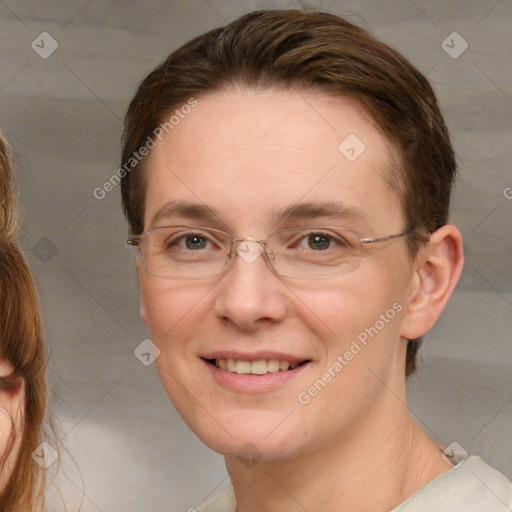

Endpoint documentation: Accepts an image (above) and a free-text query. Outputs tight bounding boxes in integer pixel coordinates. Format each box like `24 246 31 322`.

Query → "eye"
305 233 332 250
294 231 348 251
163 230 221 251
168 234 208 250
179 234 209 250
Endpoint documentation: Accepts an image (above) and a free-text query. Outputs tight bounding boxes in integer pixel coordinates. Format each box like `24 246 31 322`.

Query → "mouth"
204 357 311 375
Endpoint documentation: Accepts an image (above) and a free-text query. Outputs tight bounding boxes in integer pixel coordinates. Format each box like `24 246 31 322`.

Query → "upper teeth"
215 358 300 374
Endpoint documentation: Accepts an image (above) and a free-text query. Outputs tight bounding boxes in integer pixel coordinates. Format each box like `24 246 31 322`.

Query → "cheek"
291 273 395 340
301 267 408 373
139 276 218 352
0 407 14 458
140 278 194 331
0 388 25 491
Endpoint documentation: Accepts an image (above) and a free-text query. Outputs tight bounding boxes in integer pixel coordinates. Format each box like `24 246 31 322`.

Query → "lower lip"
203 359 310 393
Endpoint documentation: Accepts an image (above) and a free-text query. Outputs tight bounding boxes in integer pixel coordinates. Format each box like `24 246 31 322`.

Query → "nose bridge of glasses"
228 236 274 265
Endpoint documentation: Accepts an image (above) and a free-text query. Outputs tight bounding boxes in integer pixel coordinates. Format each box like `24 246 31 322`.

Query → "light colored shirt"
196 456 512 512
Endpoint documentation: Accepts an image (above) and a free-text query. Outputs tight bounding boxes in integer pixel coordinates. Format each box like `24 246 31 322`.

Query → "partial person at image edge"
0 135 49 511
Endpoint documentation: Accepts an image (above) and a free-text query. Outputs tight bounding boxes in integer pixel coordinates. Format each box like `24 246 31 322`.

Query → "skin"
0 360 24 492
138 88 464 511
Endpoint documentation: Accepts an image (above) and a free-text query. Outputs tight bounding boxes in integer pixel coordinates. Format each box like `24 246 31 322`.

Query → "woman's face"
0 359 25 491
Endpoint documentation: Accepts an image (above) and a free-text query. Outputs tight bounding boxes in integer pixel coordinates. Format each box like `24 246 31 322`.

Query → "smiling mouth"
205 358 310 375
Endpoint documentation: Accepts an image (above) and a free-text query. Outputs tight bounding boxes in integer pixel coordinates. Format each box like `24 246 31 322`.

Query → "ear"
140 294 149 325
401 225 464 339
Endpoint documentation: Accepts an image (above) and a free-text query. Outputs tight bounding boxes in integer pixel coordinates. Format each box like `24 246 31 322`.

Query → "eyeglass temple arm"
127 235 141 246
360 230 412 245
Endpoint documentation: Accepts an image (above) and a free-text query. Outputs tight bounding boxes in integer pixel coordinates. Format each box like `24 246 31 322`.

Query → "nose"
213 237 287 330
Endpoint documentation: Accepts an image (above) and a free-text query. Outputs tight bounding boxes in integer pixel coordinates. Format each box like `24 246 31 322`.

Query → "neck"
224 382 451 512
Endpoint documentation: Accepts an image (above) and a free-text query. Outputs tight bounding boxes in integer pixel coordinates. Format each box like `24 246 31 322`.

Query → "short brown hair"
120 10 457 376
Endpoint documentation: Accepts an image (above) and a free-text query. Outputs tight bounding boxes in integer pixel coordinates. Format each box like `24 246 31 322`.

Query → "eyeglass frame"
127 225 415 280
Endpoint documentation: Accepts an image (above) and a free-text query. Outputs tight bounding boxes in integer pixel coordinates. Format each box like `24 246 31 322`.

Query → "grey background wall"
0 0 511 510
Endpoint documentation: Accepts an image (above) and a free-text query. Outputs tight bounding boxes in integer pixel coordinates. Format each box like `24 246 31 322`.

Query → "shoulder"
394 456 512 512
194 457 512 512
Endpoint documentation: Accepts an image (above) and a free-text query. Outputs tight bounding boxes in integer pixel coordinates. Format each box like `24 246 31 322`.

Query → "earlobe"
401 225 464 340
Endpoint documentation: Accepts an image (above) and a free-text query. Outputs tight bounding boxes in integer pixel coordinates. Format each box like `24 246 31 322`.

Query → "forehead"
142 88 403 233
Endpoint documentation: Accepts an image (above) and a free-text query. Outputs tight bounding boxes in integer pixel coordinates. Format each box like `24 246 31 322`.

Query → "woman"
0 135 48 510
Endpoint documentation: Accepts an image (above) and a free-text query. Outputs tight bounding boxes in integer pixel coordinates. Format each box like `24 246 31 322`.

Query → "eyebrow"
273 201 368 224
149 200 369 229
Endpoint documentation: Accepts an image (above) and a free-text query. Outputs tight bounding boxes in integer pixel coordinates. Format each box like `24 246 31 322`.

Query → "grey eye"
184 235 208 250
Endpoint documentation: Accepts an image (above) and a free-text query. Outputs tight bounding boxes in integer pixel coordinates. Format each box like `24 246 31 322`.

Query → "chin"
178 406 305 462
